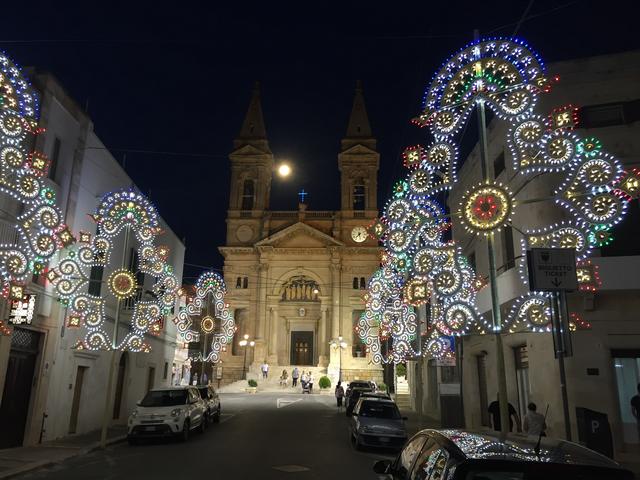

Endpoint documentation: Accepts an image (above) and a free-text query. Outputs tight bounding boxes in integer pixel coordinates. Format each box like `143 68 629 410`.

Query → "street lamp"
239 334 255 380
330 336 348 382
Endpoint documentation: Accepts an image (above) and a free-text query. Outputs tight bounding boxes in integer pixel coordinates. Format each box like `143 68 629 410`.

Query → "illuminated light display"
363 37 633 361
50 189 178 352
174 271 235 363
0 53 70 308
458 182 515 235
576 259 601 292
569 312 592 331
8 294 36 325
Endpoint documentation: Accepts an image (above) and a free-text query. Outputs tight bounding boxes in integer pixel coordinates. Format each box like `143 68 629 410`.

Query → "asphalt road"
18 393 395 479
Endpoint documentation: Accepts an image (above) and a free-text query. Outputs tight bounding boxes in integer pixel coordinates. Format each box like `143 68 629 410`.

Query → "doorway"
0 328 42 448
69 366 88 434
290 332 313 365
613 353 640 445
113 352 128 419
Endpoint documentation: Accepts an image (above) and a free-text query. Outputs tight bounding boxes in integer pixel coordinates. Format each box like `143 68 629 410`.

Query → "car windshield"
140 390 188 407
350 382 370 389
198 388 209 398
359 401 401 419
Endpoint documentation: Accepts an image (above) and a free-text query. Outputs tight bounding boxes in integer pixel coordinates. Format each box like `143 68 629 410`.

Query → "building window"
580 100 640 128
49 137 61 181
243 277 248 289
359 277 366 289
502 226 515 271
353 277 359 289
468 251 476 272
241 180 255 210
514 345 530 419
88 265 104 296
352 178 365 211
236 277 242 288
493 151 505 177
352 310 365 357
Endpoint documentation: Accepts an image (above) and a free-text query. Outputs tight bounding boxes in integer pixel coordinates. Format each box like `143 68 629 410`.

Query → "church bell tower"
226 82 274 246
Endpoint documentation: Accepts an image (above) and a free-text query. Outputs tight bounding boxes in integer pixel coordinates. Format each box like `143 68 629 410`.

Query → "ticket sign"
527 248 578 292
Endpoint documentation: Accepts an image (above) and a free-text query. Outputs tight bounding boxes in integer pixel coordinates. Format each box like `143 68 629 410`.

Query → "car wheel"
180 420 190 442
213 407 221 423
127 436 138 446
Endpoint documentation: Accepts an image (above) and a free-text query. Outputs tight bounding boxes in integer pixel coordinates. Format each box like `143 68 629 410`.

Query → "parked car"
373 429 634 479
346 388 370 416
349 396 407 451
361 391 392 400
197 385 221 423
345 380 375 400
127 386 207 444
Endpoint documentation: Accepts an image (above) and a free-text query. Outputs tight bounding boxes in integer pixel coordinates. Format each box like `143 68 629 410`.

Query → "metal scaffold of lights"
0 52 72 336
48 189 179 352
174 271 235 363
361 37 636 363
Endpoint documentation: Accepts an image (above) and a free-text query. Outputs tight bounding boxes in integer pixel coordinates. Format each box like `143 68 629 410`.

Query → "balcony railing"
0 217 19 246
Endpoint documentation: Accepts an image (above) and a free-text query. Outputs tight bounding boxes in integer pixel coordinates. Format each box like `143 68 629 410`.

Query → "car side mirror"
373 459 391 474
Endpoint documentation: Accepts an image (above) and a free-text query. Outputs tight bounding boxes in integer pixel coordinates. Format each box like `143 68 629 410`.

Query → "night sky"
2 1 637 281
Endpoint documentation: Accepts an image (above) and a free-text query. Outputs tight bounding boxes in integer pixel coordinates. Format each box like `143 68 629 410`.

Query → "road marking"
219 413 235 423
272 465 310 472
276 398 302 409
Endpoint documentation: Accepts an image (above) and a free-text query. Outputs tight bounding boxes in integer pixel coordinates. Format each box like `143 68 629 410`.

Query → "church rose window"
281 276 320 302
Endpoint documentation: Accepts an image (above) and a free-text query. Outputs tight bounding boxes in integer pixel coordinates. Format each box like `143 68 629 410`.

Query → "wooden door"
290 332 313 365
69 366 88 434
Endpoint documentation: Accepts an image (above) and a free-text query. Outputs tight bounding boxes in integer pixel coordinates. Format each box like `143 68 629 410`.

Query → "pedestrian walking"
523 402 547 437
300 371 308 389
292 367 299 387
488 395 521 432
631 383 640 439
308 372 314 393
261 361 269 379
335 381 345 409
279 369 288 388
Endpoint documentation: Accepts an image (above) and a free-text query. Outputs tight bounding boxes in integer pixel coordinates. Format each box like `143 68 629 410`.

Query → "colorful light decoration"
173 271 235 363
362 37 632 362
50 189 178 352
0 53 70 311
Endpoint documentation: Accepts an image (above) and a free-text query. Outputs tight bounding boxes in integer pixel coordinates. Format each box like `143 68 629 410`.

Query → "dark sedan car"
374 429 633 479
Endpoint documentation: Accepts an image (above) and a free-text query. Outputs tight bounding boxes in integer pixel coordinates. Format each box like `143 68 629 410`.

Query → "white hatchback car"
127 386 207 444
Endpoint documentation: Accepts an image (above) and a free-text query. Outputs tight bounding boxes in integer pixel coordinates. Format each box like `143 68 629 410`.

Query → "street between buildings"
14 393 393 479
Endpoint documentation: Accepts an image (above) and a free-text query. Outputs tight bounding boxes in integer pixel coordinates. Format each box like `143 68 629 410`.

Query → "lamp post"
330 336 348 382
239 334 255 380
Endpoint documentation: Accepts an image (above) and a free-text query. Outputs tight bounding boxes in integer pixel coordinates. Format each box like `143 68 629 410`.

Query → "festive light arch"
49 189 178 352
0 52 70 335
174 271 235 363
361 37 635 362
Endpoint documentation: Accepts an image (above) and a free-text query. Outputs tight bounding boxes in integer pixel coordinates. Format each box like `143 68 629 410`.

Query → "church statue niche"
280 276 320 302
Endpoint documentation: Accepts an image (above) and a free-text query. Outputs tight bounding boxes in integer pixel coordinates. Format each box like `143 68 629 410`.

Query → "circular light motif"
428 143 454 166
409 170 431 193
108 269 137 299
201 316 215 333
459 183 514 234
434 268 462 296
443 302 475 334
514 120 543 146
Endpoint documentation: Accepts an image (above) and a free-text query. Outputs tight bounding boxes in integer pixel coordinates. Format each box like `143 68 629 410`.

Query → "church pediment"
339 143 378 156
255 222 344 248
229 143 272 157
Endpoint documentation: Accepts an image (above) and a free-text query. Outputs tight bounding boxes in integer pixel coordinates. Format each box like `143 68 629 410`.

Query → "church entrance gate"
290 331 314 365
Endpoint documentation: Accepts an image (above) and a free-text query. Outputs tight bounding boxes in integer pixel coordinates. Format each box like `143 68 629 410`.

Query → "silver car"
349 396 408 451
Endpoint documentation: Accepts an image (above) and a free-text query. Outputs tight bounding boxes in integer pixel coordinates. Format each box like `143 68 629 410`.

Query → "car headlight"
171 408 184 417
131 409 138 418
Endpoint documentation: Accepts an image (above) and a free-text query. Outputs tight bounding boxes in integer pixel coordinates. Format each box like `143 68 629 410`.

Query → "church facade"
218 82 383 384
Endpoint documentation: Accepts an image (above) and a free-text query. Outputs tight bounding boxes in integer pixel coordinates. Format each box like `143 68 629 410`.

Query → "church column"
330 262 341 340
318 306 328 367
269 306 278 365
255 262 268 363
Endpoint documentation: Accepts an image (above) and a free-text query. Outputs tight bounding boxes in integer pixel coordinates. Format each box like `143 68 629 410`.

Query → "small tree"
396 363 406 378
248 379 258 387
318 376 331 389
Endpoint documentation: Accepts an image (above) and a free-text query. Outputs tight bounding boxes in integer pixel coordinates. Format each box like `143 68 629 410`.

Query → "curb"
0 435 126 480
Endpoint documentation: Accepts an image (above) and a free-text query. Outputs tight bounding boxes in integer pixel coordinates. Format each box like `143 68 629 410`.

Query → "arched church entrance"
279 276 321 366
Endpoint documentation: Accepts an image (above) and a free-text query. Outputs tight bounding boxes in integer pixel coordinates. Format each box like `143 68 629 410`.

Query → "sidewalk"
0 425 127 479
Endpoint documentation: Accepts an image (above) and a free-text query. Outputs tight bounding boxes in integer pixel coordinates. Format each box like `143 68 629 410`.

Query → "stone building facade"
218 82 383 384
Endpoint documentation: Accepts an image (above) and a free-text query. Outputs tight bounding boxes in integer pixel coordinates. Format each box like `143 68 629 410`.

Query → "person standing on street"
630 383 640 438
261 361 269 379
308 372 315 393
300 371 308 389
335 381 345 408
488 395 521 432
523 402 546 436
292 367 300 387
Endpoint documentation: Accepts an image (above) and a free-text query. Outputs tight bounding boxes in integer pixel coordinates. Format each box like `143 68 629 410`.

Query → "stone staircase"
218 365 328 393
395 376 412 412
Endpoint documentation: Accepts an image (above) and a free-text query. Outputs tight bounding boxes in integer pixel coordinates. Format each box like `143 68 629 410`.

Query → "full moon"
277 163 291 177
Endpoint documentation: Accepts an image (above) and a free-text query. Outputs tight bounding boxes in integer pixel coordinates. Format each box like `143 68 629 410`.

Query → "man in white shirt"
523 402 546 436
261 361 269 379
